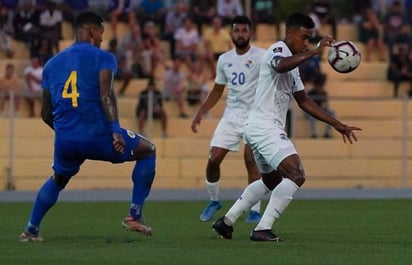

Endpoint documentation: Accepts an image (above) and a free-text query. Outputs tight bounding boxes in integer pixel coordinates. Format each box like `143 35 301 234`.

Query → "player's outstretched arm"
295 90 361 144
41 90 54 130
191 83 225 133
274 36 334 73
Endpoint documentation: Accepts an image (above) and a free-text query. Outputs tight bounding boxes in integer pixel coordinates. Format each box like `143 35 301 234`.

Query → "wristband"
110 121 122 133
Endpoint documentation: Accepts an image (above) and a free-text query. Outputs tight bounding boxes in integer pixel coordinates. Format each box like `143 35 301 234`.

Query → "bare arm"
99 69 125 153
274 36 334 73
294 91 361 143
41 89 54 130
100 69 119 122
191 83 225 133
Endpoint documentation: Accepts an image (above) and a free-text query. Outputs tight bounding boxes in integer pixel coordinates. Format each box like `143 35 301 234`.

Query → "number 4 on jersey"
62 71 80 107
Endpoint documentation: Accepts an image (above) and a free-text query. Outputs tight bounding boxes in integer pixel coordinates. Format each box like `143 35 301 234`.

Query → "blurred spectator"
387 44 412 98
1 0 18 10
251 0 282 39
163 0 189 11
34 38 54 65
162 1 187 58
305 74 335 138
383 1 412 56
23 56 43 118
137 0 166 34
141 20 165 78
308 5 323 44
216 0 243 26
0 63 20 117
12 0 40 47
358 7 386 61
38 0 63 53
107 38 134 96
163 57 187 118
191 0 216 34
136 78 168 138
174 16 200 66
119 23 145 77
407 0 412 21
352 0 372 24
310 0 336 38
299 55 322 84
60 0 89 23
186 59 209 107
0 4 14 58
108 0 138 40
202 16 232 74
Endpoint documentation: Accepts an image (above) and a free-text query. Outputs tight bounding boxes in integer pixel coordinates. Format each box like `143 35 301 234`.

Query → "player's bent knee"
287 171 305 187
52 174 70 189
133 138 156 159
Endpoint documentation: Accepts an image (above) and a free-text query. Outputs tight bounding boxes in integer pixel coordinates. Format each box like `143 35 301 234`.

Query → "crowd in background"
0 0 411 128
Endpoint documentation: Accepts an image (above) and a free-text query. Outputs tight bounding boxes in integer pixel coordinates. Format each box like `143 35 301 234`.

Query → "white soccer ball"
327 40 361 73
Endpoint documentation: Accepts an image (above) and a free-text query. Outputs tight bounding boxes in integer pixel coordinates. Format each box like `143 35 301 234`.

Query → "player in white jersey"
191 16 265 223
212 12 362 240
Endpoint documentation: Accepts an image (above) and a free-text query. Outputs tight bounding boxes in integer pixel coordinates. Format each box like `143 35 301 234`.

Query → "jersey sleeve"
268 43 286 70
99 51 118 73
214 55 227 85
41 65 50 90
292 68 305 93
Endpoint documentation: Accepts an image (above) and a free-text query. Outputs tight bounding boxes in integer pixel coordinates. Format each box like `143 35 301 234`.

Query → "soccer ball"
327 40 361 73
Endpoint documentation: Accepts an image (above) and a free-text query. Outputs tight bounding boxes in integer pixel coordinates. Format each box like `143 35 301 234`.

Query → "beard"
234 38 250 49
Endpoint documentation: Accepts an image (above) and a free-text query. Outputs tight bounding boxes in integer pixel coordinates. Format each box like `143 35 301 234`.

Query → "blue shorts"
52 128 140 177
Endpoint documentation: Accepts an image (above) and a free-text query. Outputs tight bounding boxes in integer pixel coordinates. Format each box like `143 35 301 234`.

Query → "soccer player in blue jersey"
20 11 156 242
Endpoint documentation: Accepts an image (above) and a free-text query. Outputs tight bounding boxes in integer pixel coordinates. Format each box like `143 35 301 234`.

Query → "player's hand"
112 132 126 153
315 35 335 55
191 115 201 133
334 123 362 144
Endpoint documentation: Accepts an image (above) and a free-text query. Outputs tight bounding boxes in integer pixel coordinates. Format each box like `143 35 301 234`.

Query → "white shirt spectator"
24 60 43 93
217 0 243 18
39 7 63 27
174 27 199 48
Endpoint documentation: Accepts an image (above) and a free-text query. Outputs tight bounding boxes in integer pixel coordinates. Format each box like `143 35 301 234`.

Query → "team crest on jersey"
273 47 282 54
127 130 136 138
245 59 255 69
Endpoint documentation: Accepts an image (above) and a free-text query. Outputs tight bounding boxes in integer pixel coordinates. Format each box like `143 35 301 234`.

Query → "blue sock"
26 177 63 233
129 155 156 220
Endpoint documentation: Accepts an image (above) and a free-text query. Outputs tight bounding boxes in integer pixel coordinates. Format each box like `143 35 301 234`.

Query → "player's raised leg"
122 135 156 236
251 154 304 241
212 179 271 238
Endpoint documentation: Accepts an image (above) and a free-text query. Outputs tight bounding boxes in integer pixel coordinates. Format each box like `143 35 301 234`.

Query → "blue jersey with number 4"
42 42 118 140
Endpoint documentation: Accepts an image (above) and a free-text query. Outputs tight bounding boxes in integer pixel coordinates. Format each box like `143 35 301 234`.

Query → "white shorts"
210 114 247 152
244 123 297 173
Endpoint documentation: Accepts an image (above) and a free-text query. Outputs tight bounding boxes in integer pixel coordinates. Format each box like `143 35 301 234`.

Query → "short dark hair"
286 12 314 29
231 16 252 27
74 11 104 29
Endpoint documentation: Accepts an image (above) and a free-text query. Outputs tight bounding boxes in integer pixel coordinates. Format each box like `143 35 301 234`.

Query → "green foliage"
1 200 412 265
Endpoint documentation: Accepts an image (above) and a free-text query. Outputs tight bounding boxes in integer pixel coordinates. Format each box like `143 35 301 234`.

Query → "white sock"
250 201 261 213
206 180 220 201
224 179 270 226
255 178 299 231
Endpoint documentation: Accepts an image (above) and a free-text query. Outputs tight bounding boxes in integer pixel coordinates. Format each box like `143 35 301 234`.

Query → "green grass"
1 200 412 265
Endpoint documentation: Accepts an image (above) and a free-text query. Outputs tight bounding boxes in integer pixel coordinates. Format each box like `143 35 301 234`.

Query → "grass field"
1 200 411 265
